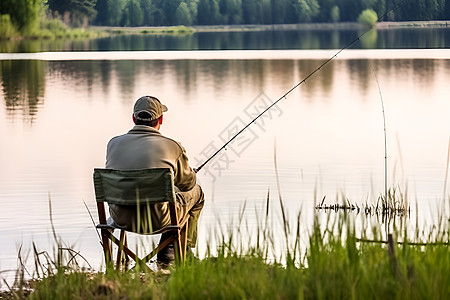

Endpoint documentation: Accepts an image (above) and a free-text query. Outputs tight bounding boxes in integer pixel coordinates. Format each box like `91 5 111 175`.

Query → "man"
105 95 205 264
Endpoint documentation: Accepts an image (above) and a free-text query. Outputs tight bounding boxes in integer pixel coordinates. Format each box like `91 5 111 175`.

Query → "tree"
219 0 242 24
316 0 337 22
101 0 126 25
94 0 108 24
121 0 143 26
242 0 263 24
338 0 363 21
163 0 181 24
138 0 153 25
358 8 378 26
149 0 166 25
197 0 221 25
330 5 340 22
261 0 272 23
271 0 288 24
186 0 199 24
292 0 319 23
1 0 41 34
445 0 450 19
0 14 19 38
400 0 440 20
175 2 193 25
371 0 386 20
47 0 98 26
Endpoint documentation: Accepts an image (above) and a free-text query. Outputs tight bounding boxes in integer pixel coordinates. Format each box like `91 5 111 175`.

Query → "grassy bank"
0 17 106 41
36 19 105 40
93 20 450 35
4 209 448 299
92 25 195 36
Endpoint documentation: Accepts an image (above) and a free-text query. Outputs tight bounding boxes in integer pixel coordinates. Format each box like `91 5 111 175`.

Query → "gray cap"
133 96 168 121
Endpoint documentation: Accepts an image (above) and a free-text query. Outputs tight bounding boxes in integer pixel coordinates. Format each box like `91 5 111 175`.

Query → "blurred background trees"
91 0 449 27
1 0 449 37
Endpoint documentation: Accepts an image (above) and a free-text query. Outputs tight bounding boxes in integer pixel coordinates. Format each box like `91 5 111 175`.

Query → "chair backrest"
93 168 176 206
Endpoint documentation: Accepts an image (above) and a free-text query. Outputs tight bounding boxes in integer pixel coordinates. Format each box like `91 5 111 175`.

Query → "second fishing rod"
195 2 405 173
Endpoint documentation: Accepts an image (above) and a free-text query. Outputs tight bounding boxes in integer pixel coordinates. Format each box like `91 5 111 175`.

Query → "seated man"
104 95 205 264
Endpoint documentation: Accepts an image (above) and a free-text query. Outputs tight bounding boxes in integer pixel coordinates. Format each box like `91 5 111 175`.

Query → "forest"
94 0 450 27
1 0 450 38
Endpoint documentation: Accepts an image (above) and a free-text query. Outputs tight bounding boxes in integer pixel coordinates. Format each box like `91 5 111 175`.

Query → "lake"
1 27 449 282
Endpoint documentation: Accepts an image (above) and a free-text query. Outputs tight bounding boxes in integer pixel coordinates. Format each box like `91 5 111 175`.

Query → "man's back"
106 125 196 192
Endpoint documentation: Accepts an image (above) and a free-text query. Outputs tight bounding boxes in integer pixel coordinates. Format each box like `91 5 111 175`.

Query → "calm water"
1 27 450 282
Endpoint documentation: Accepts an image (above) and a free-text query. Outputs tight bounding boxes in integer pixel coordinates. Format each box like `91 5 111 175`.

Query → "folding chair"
93 168 189 270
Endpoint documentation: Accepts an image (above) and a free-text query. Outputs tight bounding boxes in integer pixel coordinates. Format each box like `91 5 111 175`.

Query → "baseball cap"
133 96 168 121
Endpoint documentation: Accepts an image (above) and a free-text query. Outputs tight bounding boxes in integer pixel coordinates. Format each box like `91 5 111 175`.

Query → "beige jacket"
105 125 196 231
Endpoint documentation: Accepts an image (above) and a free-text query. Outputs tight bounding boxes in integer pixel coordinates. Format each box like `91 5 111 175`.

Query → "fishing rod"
195 2 405 173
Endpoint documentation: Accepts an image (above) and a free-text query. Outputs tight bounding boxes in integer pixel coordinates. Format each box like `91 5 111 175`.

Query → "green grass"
3 186 449 299
4 208 446 300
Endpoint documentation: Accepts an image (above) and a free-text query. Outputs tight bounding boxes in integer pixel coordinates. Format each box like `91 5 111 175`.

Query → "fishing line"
195 1 406 172
370 63 388 201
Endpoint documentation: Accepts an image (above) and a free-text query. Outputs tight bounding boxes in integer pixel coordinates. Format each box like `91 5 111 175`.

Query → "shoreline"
3 20 448 41
90 20 450 35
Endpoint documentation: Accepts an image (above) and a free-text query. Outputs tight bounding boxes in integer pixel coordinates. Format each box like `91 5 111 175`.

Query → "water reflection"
0 60 46 123
360 29 378 49
2 56 449 124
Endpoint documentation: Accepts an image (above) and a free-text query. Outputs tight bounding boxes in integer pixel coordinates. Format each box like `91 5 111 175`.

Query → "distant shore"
91 20 450 35
376 20 449 29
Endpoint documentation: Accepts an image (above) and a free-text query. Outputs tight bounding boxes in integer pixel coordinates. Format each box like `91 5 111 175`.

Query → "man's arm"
174 147 197 191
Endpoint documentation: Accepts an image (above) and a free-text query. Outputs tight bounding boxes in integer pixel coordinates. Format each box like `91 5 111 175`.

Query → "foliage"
47 0 98 26
330 5 340 22
446 0 450 18
0 14 19 39
197 0 221 25
0 0 41 35
175 2 193 26
292 0 320 23
92 0 450 27
41 18 69 36
2 0 450 35
121 0 143 26
358 8 378 27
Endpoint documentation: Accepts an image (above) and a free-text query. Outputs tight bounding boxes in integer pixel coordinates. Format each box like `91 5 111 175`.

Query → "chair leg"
97 202 113 266
173 231 183 266
105 230 152 272
124 234 130 269
100 228 113 266
180 222 189 262
116 230 126 270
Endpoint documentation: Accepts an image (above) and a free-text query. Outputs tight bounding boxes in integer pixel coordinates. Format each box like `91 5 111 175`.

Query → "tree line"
94 0 450 27
1 0 450 36
96 0 450 26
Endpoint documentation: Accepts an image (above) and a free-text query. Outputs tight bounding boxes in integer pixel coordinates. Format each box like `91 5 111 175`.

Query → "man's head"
132 96 168 128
